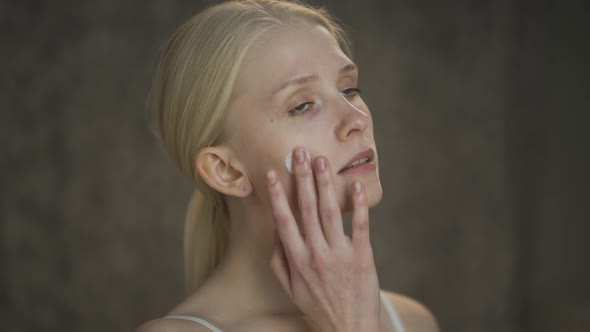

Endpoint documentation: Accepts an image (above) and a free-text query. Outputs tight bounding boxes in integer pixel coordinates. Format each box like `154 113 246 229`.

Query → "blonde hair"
148 0 351 294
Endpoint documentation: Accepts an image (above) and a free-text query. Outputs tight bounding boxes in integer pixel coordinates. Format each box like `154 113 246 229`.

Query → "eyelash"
288 88 362 116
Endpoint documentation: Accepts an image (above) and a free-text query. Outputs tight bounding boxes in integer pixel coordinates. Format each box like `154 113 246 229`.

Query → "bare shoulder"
381 289 440 332
134 317 214 332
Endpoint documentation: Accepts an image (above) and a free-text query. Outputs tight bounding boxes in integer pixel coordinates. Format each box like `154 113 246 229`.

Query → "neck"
199 194 301 319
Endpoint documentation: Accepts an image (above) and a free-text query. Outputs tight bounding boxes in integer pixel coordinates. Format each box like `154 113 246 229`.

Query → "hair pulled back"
149 0 351 294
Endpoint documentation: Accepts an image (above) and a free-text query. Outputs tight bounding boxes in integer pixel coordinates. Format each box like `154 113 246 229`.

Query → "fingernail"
267 170 277 184
353 181 362 194
315 157 326 172
294 149 305 164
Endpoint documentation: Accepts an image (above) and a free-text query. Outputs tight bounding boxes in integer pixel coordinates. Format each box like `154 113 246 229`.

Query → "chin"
340 177 383 213
366 181 383 208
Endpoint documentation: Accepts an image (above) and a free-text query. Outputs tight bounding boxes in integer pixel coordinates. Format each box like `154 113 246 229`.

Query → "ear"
195 146 252 197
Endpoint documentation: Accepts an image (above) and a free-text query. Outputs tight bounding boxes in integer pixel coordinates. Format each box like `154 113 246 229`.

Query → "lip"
338 148 376 175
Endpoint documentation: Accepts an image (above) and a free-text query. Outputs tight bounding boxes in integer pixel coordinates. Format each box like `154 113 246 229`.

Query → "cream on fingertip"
284 148 311 174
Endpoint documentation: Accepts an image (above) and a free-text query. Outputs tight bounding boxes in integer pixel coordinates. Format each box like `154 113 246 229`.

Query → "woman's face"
224 23 382 213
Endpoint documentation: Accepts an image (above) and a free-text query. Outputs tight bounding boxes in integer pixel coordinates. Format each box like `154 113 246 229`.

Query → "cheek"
242 144 298 207
241 117 339 207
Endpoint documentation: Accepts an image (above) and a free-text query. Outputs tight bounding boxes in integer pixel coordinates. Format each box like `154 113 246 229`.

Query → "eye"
288 102 314 116
342 87 361 97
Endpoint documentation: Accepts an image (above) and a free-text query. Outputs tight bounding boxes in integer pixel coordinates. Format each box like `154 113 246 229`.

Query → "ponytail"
184 188 230 294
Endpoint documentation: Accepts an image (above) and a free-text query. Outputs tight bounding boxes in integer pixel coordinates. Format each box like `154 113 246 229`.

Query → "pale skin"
137 22 439 332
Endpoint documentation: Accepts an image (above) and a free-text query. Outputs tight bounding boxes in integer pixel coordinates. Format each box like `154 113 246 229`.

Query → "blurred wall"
507 0 590 331
1 0 588 331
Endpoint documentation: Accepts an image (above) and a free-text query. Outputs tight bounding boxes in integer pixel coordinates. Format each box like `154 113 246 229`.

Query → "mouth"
338 148 375 174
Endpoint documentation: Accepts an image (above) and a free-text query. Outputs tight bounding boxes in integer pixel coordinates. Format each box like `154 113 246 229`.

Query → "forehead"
234 23 351 95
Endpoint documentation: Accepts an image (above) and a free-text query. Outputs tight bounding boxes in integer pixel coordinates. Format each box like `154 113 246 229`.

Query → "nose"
335 97 369 141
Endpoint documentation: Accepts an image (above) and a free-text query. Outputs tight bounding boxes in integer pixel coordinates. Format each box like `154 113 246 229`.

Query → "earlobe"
195 147 252 198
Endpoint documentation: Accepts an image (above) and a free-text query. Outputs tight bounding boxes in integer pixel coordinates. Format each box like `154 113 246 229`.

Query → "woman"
137 0 439 331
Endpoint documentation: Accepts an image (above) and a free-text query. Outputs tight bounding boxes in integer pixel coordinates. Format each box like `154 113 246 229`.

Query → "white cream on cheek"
284 148 311 174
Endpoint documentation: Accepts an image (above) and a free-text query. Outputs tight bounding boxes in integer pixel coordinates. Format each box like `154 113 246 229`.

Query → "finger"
269 231 293 299
293 148 327 249
313 156 345 247
267 169 305 259
351 180 370 248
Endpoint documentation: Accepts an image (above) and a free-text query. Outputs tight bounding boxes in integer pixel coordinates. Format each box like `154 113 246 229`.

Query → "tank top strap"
165 294 404 332
380 291 406 332
164 315 223 332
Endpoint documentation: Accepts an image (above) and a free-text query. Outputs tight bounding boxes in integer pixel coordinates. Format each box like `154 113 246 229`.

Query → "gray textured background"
1 0 588 331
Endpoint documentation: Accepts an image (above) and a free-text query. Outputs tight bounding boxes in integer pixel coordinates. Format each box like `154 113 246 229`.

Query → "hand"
267 148 381 332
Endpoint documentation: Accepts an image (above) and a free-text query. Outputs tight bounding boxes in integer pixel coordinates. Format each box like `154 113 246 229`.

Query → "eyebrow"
274 63 357 95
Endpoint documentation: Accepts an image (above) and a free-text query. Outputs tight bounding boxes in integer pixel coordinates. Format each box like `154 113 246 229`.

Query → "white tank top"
164 291 406 332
